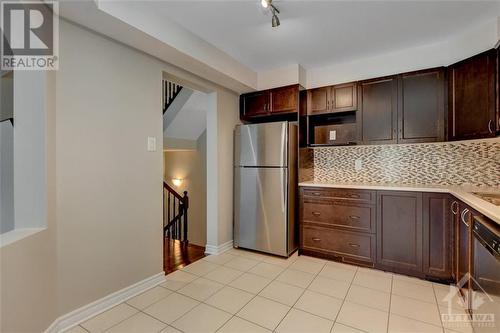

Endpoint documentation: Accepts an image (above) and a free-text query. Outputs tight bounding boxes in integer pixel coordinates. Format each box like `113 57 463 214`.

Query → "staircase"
163 80 183 113
163 182 189 242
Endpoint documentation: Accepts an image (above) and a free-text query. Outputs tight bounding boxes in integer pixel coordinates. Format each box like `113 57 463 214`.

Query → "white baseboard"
45 273 165 333
205 240 233 255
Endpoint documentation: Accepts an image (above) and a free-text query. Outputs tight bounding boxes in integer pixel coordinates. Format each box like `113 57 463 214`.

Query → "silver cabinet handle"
451 201 459 215
326 100 330 110
488 119 494 134
312 238 321 242
349 215 360 220
349 243 360 248
311 192 321 196
461 208 470 227
312 212 321 216
349 194 360 199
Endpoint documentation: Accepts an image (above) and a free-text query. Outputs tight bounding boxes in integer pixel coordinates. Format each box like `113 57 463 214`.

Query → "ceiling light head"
271 11 280 27
261 0 270 8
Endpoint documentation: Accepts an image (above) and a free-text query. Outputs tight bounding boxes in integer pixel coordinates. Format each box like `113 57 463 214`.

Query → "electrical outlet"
355 158 362 171
329 130 337 141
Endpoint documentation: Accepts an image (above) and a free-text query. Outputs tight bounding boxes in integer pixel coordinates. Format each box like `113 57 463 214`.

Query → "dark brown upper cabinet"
240 84 299 120
448 49 498 140
359 69 446 145
376 191 423 275
307 87 329 115
398 68 446 143
358 77 398 145
307 83 357 115
422 193 453 281
272 85 299 114
240 90 269 118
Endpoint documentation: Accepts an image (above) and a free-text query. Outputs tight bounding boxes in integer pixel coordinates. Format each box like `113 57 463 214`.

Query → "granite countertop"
299 181 500 225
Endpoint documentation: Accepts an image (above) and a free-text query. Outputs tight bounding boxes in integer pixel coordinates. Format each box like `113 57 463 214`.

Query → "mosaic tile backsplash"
313 138 500 187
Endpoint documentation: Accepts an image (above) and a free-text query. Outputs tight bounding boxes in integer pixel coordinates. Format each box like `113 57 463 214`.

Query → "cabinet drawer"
301 187 375 204
302 201 375 233
302 226 375 263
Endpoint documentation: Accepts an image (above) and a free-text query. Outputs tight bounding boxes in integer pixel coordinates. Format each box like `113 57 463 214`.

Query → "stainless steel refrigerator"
234 121 297 257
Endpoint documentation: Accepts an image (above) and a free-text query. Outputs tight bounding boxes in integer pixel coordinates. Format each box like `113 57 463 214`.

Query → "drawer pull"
349 194 360 198
312 192 322 196
312 238 321 242
312 212 321 216
349 215 360 220
450 201 459 215
348 243 360 248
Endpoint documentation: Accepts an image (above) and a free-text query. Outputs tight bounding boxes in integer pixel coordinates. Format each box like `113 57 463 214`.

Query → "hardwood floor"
163 238 206 274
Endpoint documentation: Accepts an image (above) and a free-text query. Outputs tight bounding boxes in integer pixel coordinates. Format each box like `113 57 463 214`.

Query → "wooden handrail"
163 182 184 201
163 181 189 242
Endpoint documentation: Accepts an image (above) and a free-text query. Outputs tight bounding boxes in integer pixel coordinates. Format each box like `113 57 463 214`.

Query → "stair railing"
162 81 183 113
163 182 189 242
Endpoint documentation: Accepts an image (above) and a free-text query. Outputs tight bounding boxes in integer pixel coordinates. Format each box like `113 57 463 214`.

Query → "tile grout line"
329 266 359 333
386 273 393 333
388 279 448 332
81 302 140 333
175 252 287 333
270 256 329 332
219 251 301 332
79 251 292 333
431 284 447 333
86 250 451 333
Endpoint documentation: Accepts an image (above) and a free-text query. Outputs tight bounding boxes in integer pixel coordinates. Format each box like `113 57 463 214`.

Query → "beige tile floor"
67 249 473 333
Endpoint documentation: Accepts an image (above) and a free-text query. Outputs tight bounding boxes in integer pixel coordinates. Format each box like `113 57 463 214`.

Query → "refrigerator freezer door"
234 167 288 256
234 122 288 167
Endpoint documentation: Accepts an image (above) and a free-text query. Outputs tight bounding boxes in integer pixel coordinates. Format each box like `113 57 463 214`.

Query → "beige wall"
2 18 240 332
216 90 240 245
0 71 57 333
164 132 207 246
55 20 164 314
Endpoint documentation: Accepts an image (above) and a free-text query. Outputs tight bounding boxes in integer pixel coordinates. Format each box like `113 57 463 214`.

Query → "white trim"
205 240 233 255
45 273 165 333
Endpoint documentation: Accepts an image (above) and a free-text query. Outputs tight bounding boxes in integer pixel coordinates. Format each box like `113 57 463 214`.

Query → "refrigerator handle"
281 124 286 167
281 168 287 212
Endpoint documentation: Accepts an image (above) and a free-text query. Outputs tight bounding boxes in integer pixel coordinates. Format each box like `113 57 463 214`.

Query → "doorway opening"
162 78 209 273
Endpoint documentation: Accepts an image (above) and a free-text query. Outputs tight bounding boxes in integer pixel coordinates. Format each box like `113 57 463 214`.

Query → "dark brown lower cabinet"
299 187 376 267
422 193 453 281
376 191 423 276
300 187 457 282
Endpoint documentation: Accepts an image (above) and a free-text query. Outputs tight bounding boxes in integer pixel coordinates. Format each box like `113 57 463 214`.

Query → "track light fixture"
261 0 280 27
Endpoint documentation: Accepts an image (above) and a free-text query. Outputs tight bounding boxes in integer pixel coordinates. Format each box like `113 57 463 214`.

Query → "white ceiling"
139 0 499 71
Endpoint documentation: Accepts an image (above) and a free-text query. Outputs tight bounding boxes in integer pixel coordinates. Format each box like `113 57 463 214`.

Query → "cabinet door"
332 83 357 112
241 91 269 118
271 85 298 114
423 193 453 280
307 87 330 115
377 191 423 275
399 69 445 143
359 77 398 144
449 49 497 140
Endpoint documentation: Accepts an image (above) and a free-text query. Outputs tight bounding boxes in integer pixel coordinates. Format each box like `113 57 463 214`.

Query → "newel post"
183 191 189 243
